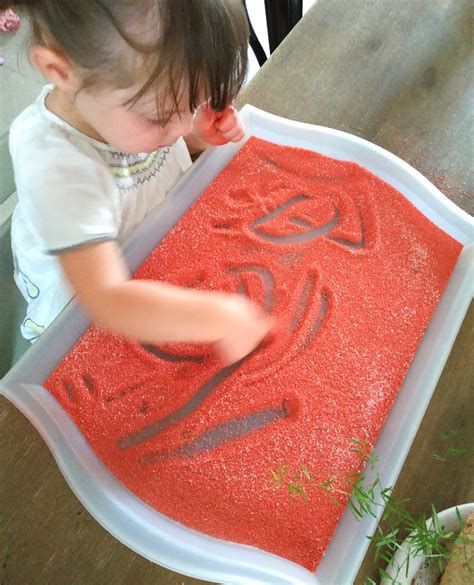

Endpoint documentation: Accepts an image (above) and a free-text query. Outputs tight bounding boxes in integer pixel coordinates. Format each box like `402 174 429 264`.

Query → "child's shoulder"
10 94 54 142
9 86 99 166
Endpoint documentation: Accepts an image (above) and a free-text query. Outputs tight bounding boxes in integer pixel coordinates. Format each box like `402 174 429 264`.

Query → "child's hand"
59 241 272 361
192 104 245 148
214 293 274 365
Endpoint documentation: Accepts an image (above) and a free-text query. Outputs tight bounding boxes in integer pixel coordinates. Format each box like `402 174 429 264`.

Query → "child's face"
74 84 199 153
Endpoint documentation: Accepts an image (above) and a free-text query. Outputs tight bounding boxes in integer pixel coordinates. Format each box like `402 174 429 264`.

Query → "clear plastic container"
2 106 473 585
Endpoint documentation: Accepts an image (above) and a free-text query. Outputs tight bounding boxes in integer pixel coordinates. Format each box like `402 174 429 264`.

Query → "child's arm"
59 241 273 364
184 105 245 156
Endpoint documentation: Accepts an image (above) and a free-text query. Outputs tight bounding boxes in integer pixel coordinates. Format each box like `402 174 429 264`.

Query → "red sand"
45 137 462 571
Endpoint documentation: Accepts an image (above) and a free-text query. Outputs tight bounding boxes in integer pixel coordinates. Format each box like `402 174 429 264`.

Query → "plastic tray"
2 106 473 585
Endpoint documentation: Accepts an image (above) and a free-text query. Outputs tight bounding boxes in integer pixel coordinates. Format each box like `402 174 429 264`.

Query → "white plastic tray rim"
2 106 473 585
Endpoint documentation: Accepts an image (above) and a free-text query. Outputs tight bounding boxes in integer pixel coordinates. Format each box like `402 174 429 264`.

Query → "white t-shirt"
10 85 192 340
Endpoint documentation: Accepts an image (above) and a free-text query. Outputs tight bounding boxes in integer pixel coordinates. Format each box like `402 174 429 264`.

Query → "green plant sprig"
269 431 472 585
432 429 470 462
343 437 471 584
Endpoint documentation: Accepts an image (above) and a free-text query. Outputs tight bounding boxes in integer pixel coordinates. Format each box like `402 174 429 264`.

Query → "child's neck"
45 87 106 144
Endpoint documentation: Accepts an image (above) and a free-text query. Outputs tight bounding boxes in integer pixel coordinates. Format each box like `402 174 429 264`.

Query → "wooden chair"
244 0 303 66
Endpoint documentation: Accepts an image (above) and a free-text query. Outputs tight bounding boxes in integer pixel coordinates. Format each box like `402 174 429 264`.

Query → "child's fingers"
219 124 245 143
215 109 236 132
216 112 245 143
216 107 244 131
194 105 245 146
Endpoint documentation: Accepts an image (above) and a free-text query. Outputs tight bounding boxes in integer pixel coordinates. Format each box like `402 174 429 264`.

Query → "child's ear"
30 45 81 92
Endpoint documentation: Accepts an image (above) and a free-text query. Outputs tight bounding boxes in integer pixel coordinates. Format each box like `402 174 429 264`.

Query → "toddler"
5 0 273 364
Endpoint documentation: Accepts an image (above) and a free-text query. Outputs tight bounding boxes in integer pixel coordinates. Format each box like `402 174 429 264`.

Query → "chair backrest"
0 221 29 378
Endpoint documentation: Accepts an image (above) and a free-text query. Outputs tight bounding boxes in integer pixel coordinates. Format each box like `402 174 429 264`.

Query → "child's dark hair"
1 0 249 118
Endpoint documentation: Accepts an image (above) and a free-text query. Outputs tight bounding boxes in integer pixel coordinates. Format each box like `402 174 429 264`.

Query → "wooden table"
1 2 472 584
